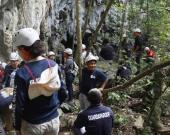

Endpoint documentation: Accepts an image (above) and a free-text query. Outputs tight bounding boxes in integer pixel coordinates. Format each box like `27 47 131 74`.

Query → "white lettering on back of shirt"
88 112 110 121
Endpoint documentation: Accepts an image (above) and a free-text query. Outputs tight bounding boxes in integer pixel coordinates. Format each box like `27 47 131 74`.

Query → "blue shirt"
74 104 114 135
13 59 60 130
80 68 107 95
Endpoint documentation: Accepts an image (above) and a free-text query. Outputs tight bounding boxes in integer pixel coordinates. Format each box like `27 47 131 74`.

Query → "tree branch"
104 60 170 93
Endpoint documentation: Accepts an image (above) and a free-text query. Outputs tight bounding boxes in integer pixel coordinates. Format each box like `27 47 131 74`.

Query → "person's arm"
97 70 108 91
13 74 27 131
73 113 86 135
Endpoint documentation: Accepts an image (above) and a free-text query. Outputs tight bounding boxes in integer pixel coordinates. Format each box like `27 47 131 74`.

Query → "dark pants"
66 73 75 101
0 115 5 135
135 52 142 73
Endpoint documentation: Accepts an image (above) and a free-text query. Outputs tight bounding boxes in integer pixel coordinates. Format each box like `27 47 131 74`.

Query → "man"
48 51 56 61
116 62 132 82
79 54 108 110
133 28 144 74
63 48 75 102
13 28 61 135
121 34 133 59
3 52 20 87
143 47 156 65
81 44 87 65
74 88 114 135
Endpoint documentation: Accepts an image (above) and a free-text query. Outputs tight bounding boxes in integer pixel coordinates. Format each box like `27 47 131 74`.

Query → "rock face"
0 0 48 61
0 0 119 61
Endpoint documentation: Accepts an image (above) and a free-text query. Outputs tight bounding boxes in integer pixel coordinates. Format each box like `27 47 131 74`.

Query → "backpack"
70 61 79 76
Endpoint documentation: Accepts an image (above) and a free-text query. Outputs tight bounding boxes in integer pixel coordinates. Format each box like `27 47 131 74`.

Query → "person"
63 48 75 102
3 52 20 87
116 62 132 82
121 34 133 59
1 52 20 133
48 51 56 61
79 54 108 110
100 43 114 61
133 28 145 75
0 62 5 89
74 88 114 135
13 28 61 135
143 47 156 65
81 44 87 65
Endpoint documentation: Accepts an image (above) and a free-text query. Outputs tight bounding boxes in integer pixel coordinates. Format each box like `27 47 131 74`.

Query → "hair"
87 88 102 105
18 40 45 59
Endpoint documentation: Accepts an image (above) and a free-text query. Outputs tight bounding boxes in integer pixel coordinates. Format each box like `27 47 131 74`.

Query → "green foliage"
107 92 130 105
114 113 129 126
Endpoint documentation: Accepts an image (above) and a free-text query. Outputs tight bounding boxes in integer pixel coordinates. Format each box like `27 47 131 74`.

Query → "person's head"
87 88 102 105
144 47 150 52
14 28 45 61
82 44 86 51
123 33 127 37
48 51 56 60
85 54 99 70
133 28 141 37
64 48 72 58
9 52 20 68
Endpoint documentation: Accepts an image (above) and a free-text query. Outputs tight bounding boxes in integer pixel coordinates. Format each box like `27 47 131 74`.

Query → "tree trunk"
75 0 82 80
88 0 115 50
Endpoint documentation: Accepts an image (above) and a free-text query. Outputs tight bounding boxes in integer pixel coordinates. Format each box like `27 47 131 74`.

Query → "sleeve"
64 59 73 72
110 109 114 128
97 70 107 82
13 74 28 130
74 113 86 129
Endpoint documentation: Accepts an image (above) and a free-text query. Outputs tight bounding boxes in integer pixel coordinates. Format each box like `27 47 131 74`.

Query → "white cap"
48 51 55 56
14 28 40 47
64 48 73 55
2 62 7 69
133 28 141 33
85 54 99 63
82 44 86 49
145 47 150 51
123 34 127 37
10 52 19 61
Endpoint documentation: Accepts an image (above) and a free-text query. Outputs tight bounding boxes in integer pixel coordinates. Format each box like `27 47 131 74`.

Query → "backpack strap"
24 59 51 82
24 64 36 82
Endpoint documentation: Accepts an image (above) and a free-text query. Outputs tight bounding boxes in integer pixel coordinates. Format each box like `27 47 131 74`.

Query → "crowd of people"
0 27 160 135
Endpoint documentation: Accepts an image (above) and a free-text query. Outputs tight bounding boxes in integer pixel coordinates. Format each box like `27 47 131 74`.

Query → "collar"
27 56 45 63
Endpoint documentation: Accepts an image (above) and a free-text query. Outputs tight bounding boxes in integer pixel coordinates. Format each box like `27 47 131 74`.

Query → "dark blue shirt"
13 59 60 130
80 68 107 95
3 65 16 87
74 104 114 135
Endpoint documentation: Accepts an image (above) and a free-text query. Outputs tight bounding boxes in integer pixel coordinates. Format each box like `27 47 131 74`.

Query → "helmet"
123 34 127 38
85 54 99 63
145 47 150 51
133 28 141 33
82 44 86 49
14 28 40 47
48 51 55 56
64 48 73 55
2 62 7 69
10 52 19 61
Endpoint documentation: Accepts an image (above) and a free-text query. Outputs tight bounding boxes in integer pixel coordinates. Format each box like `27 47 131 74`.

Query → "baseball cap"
85 54 99 63
133 28 141 33
10 52 19 61
123 34 127 37
14 28 40 47
64 48 73 55
82 44 86 49
145 47 150 51
48 51 55 56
